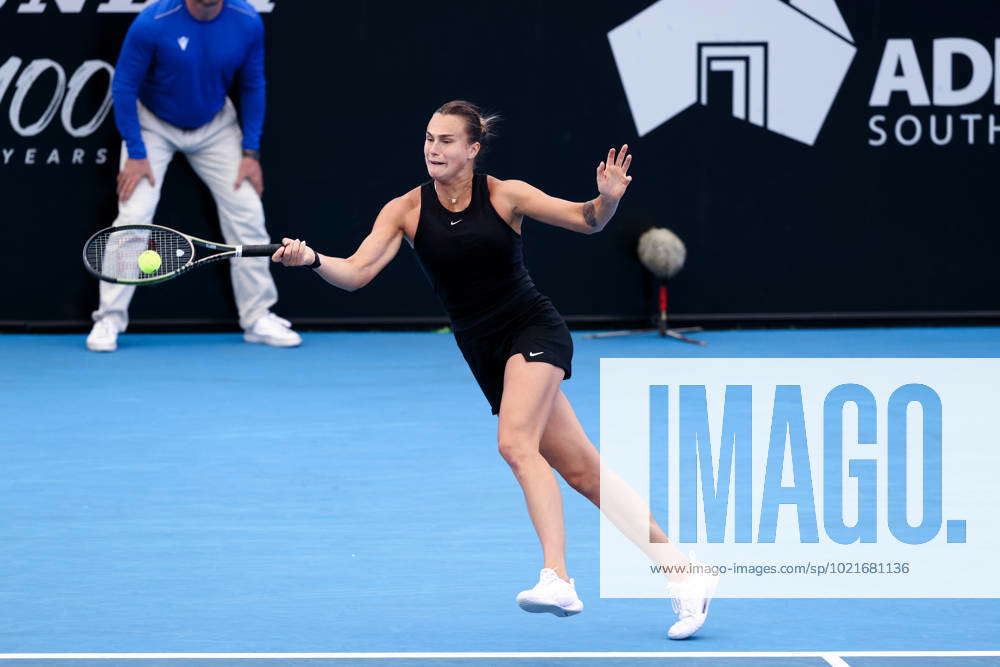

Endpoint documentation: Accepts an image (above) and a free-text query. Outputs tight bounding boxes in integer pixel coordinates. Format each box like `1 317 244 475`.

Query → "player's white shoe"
86 318 119 352
667 556 720 640
244 312 302 347
516 568 584 617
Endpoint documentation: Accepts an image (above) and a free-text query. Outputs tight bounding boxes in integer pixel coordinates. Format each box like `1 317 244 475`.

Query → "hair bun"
436 100 500 147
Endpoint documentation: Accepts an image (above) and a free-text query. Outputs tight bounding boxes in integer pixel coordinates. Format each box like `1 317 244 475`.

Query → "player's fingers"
617 144 628 166
145 168 156 187
252 173 263 195
607 147 616 166
281 237 294 246
271 246 284 262
596 161 605 179
623 154 632 174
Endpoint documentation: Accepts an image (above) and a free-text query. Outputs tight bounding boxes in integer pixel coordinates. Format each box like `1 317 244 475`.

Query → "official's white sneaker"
515 568 584 617
243 313 302 347
86 318 119 352
666 555 720 640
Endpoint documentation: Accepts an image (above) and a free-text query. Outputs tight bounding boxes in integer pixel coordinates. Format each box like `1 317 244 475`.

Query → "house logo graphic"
608 0 857 145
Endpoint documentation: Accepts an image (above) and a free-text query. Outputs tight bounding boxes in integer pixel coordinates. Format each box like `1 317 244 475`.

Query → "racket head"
82 224 195 285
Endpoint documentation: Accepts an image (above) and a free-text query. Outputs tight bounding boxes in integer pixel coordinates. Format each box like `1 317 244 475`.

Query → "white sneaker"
666 555 720 640
515 568 584 617
243 312 302 347
86 318 119 352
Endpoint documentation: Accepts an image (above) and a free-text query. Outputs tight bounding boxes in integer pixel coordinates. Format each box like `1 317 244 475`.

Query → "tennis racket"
82 223 281 285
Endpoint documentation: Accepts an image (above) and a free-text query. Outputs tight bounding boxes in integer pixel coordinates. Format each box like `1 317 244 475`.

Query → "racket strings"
85 227 193 280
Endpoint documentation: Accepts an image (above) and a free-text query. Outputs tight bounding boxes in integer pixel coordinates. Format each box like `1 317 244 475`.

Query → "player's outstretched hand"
272 238 317 267
596 144 633 202
117 158 155 203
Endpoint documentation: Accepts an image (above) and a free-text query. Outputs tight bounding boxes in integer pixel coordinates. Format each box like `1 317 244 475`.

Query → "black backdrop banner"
1 0 997 327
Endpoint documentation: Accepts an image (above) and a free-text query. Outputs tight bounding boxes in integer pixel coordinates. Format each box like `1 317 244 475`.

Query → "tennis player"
87 0 299 352
273 101 719 639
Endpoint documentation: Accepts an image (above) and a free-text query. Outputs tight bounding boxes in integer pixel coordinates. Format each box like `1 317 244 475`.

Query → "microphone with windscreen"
586 227 704 344
638 227 687 337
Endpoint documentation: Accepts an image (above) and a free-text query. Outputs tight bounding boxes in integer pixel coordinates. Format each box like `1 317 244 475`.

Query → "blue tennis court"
2 328 998 665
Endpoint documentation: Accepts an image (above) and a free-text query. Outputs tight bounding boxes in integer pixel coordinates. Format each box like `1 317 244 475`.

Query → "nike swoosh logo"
529 351 544 357
450 220 461 225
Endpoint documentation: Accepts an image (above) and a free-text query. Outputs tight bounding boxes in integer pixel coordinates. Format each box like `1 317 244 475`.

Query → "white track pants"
92 99 278 331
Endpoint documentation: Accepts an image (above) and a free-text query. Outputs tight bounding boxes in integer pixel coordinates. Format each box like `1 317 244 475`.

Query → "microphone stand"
583 281 705 345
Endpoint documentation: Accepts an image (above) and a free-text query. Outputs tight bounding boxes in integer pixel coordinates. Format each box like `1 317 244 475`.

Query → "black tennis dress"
413 173 573 415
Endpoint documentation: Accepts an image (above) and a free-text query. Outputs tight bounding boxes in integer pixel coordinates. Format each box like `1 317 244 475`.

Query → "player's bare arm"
272 191 417 291
492 144 633 235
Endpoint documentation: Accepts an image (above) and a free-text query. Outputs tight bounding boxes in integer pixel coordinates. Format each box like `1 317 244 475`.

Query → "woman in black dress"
273 101 717 639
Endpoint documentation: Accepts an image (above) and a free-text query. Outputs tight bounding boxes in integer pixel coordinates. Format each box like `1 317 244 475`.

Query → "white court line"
822 655 851 667
0 652 998 659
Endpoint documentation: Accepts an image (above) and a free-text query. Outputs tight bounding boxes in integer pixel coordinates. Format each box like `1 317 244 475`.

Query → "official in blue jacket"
88 0 299 351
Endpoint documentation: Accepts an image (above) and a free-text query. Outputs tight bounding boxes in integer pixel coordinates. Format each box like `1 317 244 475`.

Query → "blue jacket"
112 0 265 159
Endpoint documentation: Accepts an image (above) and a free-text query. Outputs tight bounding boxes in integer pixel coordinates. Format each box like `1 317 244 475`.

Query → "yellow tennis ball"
138 249 162 274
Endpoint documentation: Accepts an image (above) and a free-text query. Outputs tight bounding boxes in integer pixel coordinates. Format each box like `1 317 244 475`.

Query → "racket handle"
240 244 282 257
